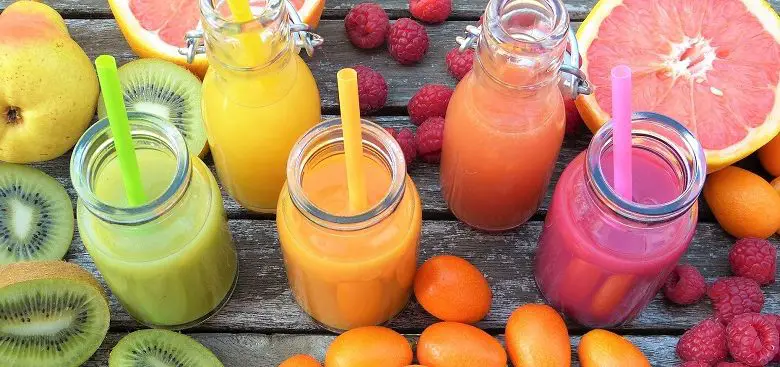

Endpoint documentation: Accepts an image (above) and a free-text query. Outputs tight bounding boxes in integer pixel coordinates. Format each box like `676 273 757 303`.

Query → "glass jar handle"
178 0 324 63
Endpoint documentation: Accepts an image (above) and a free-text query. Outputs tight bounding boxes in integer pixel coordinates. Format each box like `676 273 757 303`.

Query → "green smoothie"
77 148 237 328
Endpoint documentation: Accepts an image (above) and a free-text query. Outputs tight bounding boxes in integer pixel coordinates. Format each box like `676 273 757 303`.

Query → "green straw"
94 55 146 206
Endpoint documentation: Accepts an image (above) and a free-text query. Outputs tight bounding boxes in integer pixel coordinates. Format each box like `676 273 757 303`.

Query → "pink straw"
611 65 633 201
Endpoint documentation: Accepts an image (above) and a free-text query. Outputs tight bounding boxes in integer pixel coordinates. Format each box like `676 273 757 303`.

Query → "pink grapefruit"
576 0 780 171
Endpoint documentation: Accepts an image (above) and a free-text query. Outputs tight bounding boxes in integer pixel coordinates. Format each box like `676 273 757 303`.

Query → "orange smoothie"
441 68 565 231
277 120 422 331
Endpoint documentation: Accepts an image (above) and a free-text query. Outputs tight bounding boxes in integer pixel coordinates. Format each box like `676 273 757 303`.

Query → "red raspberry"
407 84 453 125
445 47 474 80
409 0 451 24
664 264 707 305
729 238 776 286
679 362 710 367
564 99 583 135
716 362 747 367
353 65 387 115
394 128 417 167
726 313 779 366
344 3 390 49
763 314 780 362
677 318 729 364
708 277 764 324
416 117 444 163
388 18 429 65
385 127 398 139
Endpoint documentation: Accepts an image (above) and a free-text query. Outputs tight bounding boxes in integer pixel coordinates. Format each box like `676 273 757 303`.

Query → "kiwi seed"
109 329 224 367
0 260 110 367
0 163 74 264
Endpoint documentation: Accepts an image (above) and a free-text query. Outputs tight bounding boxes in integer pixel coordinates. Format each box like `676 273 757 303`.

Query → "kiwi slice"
97 59 207 157
0 163 74 264
109 329 224 367
0 261 110 366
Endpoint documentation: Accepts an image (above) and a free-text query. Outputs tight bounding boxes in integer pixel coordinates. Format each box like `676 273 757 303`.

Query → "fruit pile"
670 238 779 366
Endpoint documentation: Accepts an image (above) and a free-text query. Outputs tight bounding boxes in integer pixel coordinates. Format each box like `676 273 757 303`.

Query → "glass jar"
534 112 707 327
195 0 322 213
440 0 590 231
277 119 422 332
71 111 238 329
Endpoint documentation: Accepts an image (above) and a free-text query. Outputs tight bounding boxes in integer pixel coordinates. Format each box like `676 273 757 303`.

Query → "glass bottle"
71 111 238 329
440 0 591 231
186 0 323 213
277 119 422 332
534 112 707 327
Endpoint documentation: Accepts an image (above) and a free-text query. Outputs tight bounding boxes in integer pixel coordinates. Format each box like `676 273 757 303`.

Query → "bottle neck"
584 112 707 224
70 112 192 225
286 119 407 231
475 0 569 90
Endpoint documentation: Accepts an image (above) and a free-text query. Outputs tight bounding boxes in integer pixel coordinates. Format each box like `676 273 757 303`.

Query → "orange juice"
200 0 321 213
277 119 422 331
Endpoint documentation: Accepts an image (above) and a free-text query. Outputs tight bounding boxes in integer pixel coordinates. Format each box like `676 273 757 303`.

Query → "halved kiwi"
97 59 207 157
0 163 74 264
0 261 110 366
109 329 224 367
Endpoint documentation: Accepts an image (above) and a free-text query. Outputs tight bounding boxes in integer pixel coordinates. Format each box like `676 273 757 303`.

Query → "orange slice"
576 0 780 172
108 0 325 78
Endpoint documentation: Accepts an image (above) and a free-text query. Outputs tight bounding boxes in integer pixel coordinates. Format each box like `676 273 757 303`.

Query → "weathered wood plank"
84 332 684 366
0 0 601 20
64 219 780 333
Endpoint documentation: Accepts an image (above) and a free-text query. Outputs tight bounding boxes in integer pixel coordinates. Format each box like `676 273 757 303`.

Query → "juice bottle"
441 0 590 231
534 112 707 327
277 119 422 332
71 112 238 329
196 0 322 213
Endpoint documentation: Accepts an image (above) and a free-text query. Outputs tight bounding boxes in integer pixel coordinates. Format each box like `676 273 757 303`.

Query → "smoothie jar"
441 0 591 231
534 112 707 327
71 112 238 329
183 0 322 213
277 119 422 332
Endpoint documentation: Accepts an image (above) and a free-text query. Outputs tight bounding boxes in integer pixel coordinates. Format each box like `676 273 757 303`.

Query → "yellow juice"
77 148 237 328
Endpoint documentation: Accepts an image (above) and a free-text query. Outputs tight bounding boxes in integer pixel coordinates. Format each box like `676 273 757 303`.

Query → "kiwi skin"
0 261 110 367
109 329 224 367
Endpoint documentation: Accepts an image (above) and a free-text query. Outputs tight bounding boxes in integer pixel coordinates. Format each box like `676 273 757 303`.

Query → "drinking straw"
95 55 147 206
226 0 268 66
337 68 369 212
611 65 633 201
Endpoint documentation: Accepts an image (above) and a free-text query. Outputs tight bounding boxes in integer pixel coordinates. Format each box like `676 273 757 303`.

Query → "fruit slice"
109 329 224 367
108 0 326 78
0 261 110 367
0 163 73 264
97 59 208 157
576 0 780 171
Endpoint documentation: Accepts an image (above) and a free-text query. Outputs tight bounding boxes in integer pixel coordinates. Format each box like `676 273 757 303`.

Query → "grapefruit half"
108 0 325 78
576 0 780 171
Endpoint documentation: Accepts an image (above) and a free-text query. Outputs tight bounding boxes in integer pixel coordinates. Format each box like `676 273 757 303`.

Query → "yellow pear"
0 1 99 163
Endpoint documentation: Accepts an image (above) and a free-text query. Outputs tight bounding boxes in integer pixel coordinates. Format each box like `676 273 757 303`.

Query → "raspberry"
353 65 387 115
409 0 451 24
445 47 474 80
729 238 776 285
664 264 707 305
385 127 398 139
726 313 779 366
766 314 780 362
716 362 747 367
394 128 417 167
416 117 444 163
344 3 390 49
407 84 453 125
708 277 764 324
564 99 583 135
679 362 710 367
677 318 729 364
388 18 429 65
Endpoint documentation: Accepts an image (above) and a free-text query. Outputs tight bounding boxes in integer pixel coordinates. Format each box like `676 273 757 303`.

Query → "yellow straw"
225 0 269 66
337 69 369 213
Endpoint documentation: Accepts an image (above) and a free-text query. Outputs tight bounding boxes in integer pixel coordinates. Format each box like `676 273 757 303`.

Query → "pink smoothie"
534 148 697 327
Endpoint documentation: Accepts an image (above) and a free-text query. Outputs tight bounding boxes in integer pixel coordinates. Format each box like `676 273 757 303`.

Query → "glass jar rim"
485 0 569 46
70 111 190 225
286 118 406 229
586 112 707 222
199 0 283 26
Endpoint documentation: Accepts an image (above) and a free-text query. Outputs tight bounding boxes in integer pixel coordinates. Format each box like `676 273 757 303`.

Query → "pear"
0 1 99 163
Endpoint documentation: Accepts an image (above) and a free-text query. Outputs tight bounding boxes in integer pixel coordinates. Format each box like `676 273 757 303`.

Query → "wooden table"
3 0 779 365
